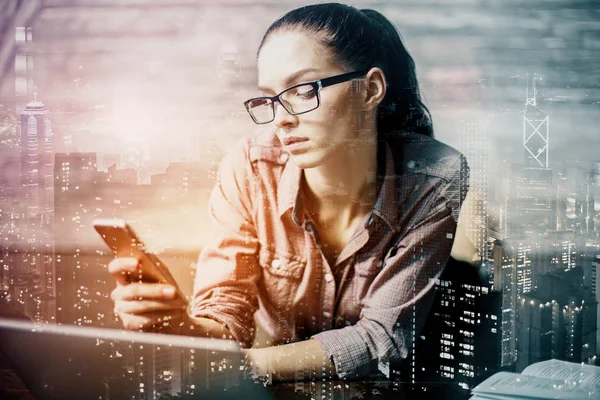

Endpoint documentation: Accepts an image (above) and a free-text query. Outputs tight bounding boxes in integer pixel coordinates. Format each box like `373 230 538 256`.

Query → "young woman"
109 3 468 382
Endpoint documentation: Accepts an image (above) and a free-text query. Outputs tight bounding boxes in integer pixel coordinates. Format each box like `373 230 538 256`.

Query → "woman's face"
257 31 367 169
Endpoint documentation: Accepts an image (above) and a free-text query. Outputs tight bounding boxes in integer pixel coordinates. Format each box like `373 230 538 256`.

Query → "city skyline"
1 1 599 398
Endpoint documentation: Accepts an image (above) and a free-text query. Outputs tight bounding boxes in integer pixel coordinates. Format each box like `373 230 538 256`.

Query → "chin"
289 151 326 170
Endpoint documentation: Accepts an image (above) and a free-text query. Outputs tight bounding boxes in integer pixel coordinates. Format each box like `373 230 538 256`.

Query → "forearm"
243 338 336 383
185 315 234 339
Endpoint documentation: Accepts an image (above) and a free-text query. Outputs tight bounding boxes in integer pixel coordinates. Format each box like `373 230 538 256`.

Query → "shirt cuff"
311 326 376 379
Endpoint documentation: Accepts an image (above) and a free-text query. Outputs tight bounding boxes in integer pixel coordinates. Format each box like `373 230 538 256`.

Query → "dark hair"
257 2 433 137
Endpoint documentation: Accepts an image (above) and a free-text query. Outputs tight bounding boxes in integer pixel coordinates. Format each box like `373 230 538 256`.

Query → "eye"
295 86 316 99
247 98 270 108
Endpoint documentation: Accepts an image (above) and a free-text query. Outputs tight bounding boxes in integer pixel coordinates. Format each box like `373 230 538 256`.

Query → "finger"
108 257 139 285
114 299 186 315
119 314 155 331
111 283 181 302
149 255 176 282
119 309 187 332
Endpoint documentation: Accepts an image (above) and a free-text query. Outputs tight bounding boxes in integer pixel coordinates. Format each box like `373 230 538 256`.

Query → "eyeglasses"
244 69 369 124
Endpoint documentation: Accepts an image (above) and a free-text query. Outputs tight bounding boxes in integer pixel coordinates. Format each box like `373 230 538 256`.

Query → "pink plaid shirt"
191 130 468 379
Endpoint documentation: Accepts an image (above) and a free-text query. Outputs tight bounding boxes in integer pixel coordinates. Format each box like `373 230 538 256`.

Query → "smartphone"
93 218 184 298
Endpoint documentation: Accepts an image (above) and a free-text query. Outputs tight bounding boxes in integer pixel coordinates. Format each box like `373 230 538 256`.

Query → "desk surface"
0 368 470 400
267 380 470 400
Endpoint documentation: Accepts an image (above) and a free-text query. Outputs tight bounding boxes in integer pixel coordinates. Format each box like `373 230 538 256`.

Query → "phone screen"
93 219 177 287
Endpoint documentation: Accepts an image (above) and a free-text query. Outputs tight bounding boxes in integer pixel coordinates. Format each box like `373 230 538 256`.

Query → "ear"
362 67 387 112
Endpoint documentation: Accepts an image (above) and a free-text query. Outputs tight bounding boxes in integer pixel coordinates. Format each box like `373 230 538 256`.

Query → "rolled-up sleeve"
312 157 468 379
191 140 261 349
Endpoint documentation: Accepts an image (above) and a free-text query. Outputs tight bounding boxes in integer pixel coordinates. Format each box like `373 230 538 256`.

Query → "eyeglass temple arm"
319 69 369 89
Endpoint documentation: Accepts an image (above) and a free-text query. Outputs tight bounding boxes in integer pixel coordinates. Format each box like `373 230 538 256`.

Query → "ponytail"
360 9 433 137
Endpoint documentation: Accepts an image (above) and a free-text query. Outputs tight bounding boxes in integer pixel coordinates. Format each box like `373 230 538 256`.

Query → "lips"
282 136 309 146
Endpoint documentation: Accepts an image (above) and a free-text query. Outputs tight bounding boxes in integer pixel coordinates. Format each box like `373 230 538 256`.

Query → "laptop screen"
0 317 270 399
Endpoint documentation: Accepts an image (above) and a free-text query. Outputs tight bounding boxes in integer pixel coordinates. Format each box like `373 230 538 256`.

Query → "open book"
470 359 600 399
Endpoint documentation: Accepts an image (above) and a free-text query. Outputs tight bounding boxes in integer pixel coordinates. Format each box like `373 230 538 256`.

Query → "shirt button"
324 273 333 283
279 153 289 163
271 259 281 269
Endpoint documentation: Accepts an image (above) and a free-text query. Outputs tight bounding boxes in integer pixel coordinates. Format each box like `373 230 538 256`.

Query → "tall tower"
20 94 53 215
523 74 549 168
17 95 55 322
584 161 599 236
14 27 35 114
460 119 490 269
493 240 517 368
507 75 553 238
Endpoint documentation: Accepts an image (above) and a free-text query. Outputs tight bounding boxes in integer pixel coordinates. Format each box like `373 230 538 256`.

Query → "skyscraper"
17 96 55 321
587 254 600 363
404 258 501 393
492 240 517 368
506 74 554 239
523 74 548 169
460 119 490 270
507 166 553 237
515 240 533 299
556 161 589 234
539 230 579 275
584 162 599 237
20 96 53 215
515 267 586 372
14 27 34 114
54 152 97 194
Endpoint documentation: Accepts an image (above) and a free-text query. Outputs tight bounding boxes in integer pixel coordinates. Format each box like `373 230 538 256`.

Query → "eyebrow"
257 68 319 94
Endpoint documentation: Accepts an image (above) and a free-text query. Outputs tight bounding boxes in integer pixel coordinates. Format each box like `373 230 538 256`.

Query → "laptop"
0 317 273 399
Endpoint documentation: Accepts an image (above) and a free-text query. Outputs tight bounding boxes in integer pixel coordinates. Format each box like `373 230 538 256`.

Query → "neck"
302 135 378 214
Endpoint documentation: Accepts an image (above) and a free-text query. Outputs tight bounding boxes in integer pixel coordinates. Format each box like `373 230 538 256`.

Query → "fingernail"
163 287 175 298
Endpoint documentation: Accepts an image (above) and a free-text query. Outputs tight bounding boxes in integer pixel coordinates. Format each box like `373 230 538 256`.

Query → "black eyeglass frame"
244 69 370 124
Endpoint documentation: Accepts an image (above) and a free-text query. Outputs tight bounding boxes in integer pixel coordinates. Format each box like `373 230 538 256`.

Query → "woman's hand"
241 339 336 384
108 257 189 333
242 348 273 384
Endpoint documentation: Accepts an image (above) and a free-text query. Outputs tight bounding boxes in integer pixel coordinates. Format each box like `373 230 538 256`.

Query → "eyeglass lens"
248 84 318 123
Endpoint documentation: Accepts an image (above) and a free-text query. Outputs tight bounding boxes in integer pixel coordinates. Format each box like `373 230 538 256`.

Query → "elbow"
353 318 409 379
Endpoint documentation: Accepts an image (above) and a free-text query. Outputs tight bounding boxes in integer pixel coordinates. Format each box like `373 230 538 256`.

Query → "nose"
273 100 297 128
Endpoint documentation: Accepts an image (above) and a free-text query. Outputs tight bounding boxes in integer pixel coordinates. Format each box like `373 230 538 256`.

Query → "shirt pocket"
353 255 385 307
354 254 385 277
257 246 306 310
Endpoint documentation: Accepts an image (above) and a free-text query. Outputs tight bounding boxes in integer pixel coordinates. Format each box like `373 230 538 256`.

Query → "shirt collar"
277 156 304 224
277 140 398 230
368 140 398 231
